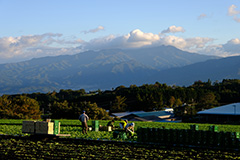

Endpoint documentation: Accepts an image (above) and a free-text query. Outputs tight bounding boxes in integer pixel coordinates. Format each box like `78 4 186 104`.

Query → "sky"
0 0 240 64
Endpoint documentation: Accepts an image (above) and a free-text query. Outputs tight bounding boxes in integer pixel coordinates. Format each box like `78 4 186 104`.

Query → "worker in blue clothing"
79 111 89 134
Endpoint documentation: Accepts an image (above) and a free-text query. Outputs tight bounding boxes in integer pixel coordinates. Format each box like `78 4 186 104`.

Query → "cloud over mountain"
83 29 160 50
222 38 240 54
200 38 240 57
161 26 185 34
83 29 213 53
0 27 240 64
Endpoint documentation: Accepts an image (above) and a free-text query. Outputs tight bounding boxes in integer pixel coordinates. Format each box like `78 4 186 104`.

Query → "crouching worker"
79 111 89 134
125 122 135 138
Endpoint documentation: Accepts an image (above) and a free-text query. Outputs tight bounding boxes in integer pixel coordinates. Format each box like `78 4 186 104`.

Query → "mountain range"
0 45 239 95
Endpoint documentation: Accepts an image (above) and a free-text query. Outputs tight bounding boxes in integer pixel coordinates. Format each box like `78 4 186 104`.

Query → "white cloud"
233 16 240 23
82 29 240 58
83 29 161 50
228 5 240 23
198 38 240 57
228 5 240 16
158 35 187 49
0 33 82 63
185 37 214 49
157 36 214 53
2 29 240 64
198 13 207 20
229 38 240 44
161 26 185 34
83 29 214 54
222 38 240 54
127 29 160 42
83 26 105 34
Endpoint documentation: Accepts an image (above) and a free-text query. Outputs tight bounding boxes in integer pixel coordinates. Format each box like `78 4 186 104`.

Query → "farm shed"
197 103 240 123
111 111 145 119
120 110 175 122
121 115 152 122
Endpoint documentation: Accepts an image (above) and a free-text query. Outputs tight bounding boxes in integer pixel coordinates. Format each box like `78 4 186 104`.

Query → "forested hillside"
0 79 240 120
0 46 217 94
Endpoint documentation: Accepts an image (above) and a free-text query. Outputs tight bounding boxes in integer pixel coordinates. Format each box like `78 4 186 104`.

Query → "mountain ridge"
0 45 222 94
152 55 240 86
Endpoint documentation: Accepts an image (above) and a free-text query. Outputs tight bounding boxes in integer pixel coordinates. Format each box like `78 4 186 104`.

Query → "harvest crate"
35 121 54 134
53 120 60 134
92 120 99 131
21 120 71 137
22 121 36 134
190 125 199 131
209 125 218 132
137 126 240 150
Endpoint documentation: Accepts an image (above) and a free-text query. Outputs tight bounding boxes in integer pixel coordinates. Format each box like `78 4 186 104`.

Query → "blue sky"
0 0 240 63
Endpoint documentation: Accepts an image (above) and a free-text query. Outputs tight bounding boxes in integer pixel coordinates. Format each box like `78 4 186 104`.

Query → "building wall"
197 114 240 124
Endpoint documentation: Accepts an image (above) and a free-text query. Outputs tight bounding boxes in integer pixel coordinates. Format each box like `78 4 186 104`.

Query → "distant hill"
0 45 218 94
152 55 240 86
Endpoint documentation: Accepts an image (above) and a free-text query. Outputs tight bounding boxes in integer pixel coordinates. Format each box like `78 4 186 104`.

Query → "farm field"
0 119 240 159
1 119 240 140
1 119 240 130
0 135 240 159
1 119 240 139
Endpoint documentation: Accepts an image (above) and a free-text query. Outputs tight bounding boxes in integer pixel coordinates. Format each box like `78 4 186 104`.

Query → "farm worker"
125 122 135 137
123 120 128 128
119 119 128 129
79 111 89 134
107 120 115 129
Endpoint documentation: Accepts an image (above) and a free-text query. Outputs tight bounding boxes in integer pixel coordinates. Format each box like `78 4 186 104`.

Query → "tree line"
0 79 240 120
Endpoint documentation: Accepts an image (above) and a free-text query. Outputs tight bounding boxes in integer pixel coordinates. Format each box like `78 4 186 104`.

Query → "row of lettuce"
0 119 240 135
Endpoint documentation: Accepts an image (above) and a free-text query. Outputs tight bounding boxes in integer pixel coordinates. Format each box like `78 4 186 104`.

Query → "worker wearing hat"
79 111 89 134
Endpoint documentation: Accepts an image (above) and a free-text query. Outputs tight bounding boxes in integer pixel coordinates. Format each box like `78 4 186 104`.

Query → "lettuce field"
1 136 240 159
0 119 240 159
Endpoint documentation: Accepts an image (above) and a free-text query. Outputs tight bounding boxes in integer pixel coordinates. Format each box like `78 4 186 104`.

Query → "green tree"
169 96 176 108
0 95 41 119
174 98 183 107
136 92 158 111
50 100 72 118
110 96 127 112
197 92 218 111
82 102 111 120
0 95 12 118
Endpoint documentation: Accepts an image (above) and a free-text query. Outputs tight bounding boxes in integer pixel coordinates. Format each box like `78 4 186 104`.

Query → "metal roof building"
111 111 145 118
118 110 175 122
111 109 176 122
198 103 240 115
197 103 240 123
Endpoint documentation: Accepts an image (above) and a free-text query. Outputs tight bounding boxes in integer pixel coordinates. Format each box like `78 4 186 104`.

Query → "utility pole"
233 105 236 115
